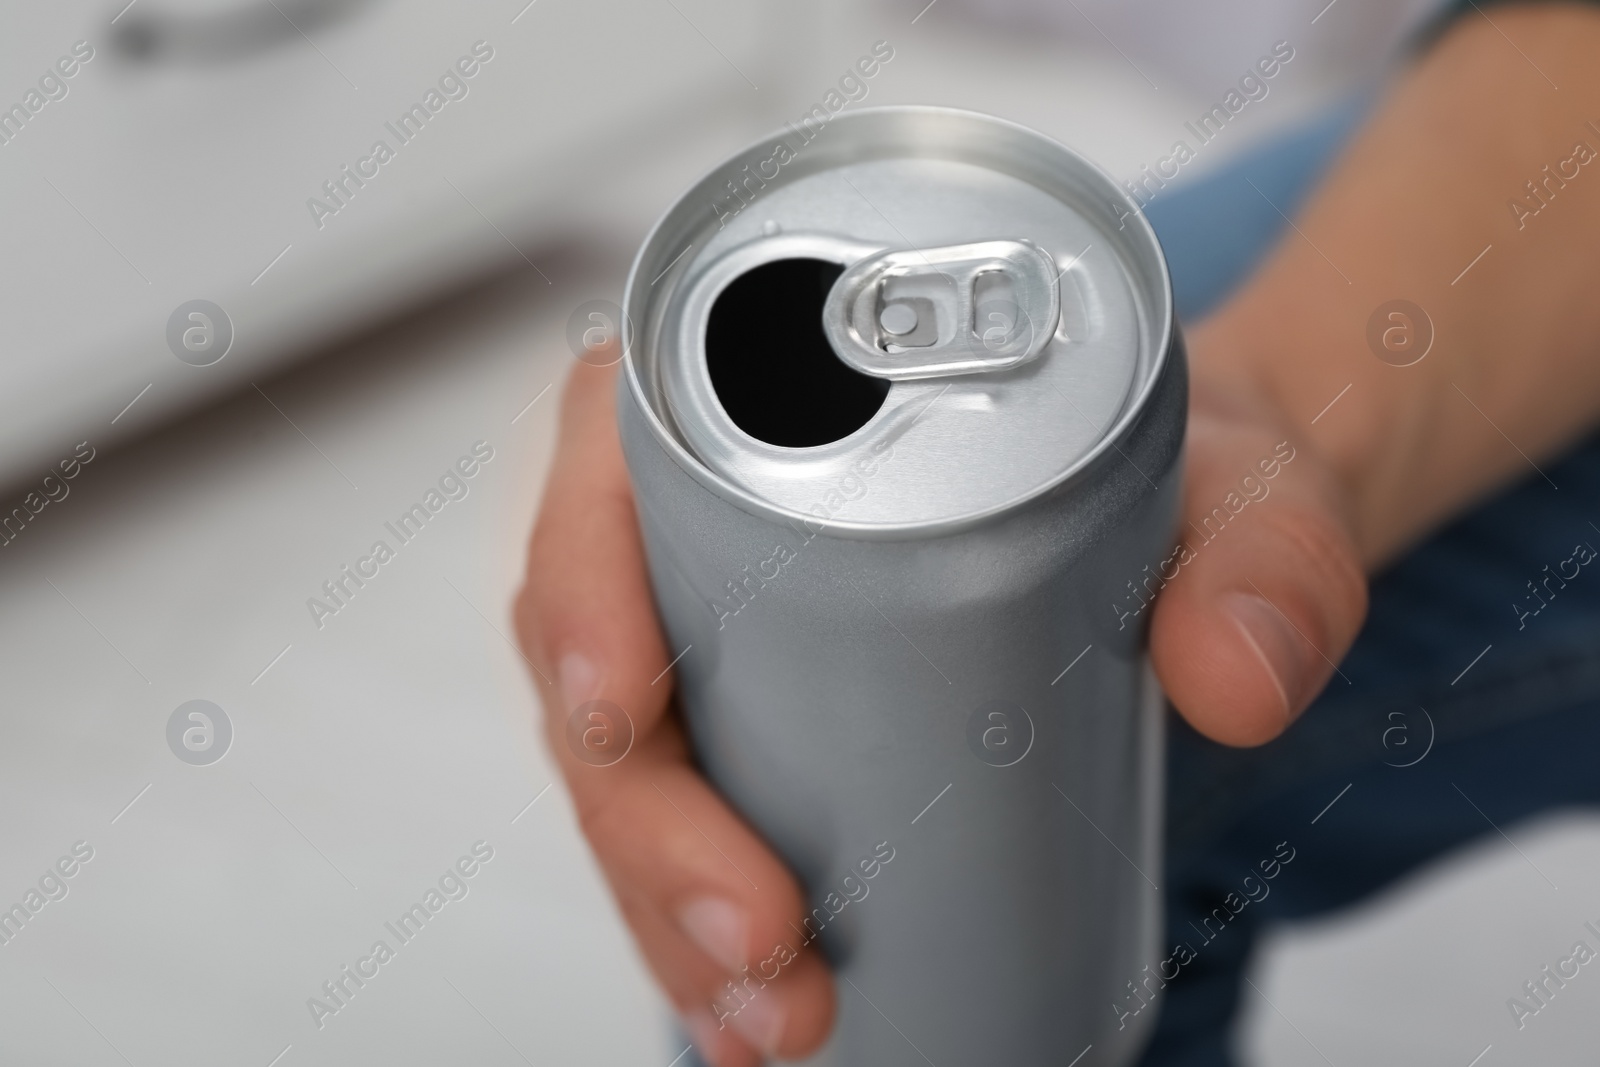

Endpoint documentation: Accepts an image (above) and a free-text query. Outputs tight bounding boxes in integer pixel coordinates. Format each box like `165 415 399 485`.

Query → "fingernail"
728 990 786 1055
558 650 599 712
677 896 748 974
1223 592 1309 719
683 1008 732 1067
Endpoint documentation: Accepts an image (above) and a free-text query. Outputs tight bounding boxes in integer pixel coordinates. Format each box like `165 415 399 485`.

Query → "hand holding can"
516 108 1367 1067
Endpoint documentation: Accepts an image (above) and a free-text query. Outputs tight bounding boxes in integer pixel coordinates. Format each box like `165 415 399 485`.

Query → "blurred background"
1 1 1597 1063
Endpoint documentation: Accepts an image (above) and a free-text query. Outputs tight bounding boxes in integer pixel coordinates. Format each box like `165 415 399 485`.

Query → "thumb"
1150 384 1369 747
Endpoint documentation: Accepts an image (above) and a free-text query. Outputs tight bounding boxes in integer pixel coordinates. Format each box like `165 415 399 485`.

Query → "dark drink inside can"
619 106 1184 1066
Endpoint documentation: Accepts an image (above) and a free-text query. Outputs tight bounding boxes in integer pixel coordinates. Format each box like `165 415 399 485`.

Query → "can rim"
621 104 1174 540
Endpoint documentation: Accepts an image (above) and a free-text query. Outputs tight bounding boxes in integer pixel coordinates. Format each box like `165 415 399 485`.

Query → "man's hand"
514 8 1600 1063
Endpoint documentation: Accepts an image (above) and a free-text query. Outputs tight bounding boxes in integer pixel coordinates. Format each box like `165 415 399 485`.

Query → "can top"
623 107 1173 537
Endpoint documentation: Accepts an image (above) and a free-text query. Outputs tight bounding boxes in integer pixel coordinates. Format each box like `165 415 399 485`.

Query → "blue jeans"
1137 98 1600 1064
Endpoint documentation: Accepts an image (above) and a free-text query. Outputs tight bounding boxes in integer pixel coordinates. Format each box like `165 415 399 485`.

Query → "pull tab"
822 239 1061 380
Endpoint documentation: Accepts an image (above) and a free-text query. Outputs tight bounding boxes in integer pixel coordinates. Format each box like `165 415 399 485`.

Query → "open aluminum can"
619 106 1184 1066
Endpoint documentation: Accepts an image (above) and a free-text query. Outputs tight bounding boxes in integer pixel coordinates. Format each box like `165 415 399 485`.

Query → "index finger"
517 351 674 732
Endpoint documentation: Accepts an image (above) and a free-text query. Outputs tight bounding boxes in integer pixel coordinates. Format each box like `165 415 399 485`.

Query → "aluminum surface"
619 106 1184 1067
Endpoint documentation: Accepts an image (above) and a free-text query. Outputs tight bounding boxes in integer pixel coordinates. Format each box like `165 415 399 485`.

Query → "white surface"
940 0 1450 92
0 247 675 1066
1242 812 1600 1067
0 0 785 486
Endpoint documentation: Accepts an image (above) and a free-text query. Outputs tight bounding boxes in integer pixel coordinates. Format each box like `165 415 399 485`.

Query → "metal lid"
623 106 1173 536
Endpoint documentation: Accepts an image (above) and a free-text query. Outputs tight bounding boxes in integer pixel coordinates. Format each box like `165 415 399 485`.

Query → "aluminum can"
618 106 1184 1066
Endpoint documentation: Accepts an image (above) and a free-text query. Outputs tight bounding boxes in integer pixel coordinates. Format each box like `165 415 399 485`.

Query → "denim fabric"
1135 99 1600 1065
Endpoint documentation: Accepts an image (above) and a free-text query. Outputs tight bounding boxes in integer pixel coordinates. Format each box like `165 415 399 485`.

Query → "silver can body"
619 107 1185 1066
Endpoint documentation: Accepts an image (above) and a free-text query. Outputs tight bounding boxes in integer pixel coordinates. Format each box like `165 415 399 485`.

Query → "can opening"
706 258 890 448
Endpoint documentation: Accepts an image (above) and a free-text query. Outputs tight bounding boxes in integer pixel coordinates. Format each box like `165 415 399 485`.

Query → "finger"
513 344 837 1062
588 729 836 1062
518 348 671 737
1150 377 1368 746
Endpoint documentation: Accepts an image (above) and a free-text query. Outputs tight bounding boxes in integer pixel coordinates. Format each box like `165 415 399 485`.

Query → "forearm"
1196 2 1600 567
